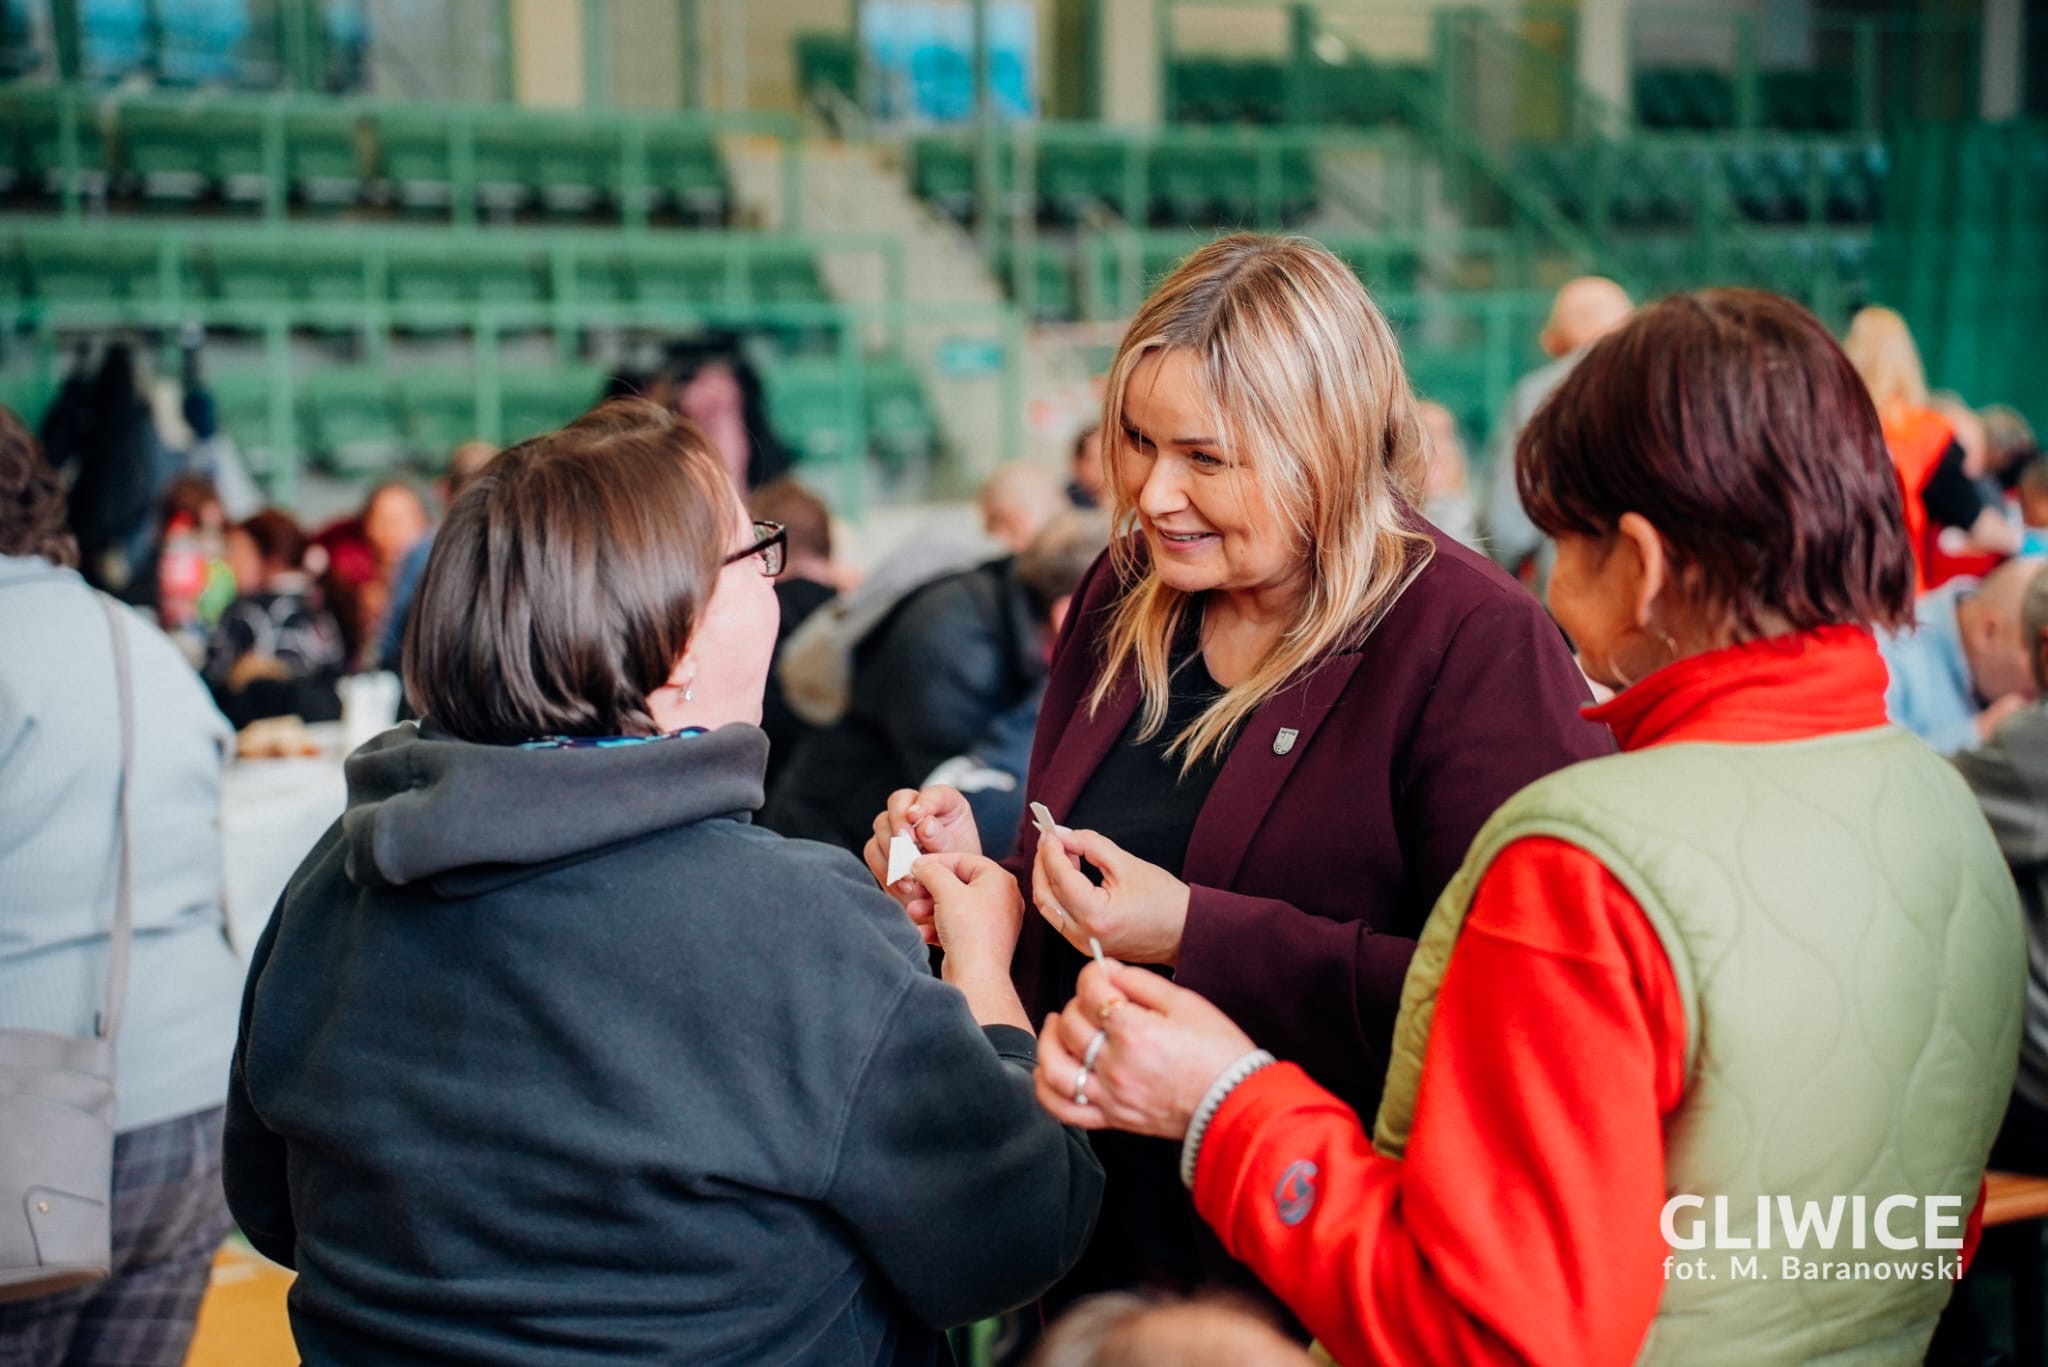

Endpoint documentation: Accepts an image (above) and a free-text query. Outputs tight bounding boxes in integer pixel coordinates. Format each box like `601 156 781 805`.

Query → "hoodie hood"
341 720 769 894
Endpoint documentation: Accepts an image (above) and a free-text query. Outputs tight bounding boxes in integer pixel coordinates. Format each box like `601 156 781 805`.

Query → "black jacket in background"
763 575 838 792
224 721 1101 1366
763 559 1044 854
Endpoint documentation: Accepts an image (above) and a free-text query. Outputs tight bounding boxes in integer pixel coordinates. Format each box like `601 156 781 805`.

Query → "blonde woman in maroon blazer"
865 234 1608 1310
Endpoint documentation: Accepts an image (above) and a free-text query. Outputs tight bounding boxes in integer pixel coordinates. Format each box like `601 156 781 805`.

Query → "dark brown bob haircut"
0 404 78 568
403 398 733 743
1518 288 1914 635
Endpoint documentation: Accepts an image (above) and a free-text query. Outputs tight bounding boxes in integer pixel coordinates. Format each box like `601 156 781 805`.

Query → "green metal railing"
0 215 910 349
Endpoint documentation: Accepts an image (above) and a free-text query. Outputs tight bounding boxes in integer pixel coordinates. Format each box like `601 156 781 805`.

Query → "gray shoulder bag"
0 592 135 1301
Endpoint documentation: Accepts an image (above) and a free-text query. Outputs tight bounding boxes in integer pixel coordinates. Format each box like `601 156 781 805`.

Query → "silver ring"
1082 1029 1107 1070
1073 1065 1091 1106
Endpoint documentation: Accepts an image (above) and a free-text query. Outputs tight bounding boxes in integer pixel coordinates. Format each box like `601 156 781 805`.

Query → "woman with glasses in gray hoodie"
223 400 1102 1365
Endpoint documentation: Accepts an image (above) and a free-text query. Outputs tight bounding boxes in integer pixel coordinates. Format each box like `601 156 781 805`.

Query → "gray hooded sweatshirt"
224 719 1101 1365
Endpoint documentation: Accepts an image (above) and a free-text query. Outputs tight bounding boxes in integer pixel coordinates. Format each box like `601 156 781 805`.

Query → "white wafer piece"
887 831 919 884
1031 802 1107 969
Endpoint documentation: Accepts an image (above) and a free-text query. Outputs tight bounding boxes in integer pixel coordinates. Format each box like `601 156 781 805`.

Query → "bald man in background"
1882 556 2048 755
1481 277 1633 591
980 460 1072 553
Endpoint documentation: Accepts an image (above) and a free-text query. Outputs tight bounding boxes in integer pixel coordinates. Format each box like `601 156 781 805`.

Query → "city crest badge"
1273 727 1299 756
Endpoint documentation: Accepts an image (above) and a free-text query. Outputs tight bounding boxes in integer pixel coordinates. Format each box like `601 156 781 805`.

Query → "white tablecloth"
220 728 349 956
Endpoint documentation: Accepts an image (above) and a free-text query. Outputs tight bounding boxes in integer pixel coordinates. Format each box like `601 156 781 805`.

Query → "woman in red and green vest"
1018 290 2027 1365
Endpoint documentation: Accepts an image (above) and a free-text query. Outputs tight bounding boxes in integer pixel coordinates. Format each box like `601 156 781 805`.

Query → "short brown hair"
0 404 78 567
403 404 733 742
747 475 831 563
1519 289 1914 635
237 508 306 572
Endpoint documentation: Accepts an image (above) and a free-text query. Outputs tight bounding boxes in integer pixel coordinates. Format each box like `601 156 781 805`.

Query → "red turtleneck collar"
1585 625 1891 753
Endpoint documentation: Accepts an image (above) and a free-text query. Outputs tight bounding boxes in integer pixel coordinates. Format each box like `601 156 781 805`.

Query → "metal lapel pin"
1273 726 1299 756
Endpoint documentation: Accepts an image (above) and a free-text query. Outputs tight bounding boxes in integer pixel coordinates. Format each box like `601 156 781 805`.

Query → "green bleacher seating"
1149 143 1228 225
118 98 264 201
992 244 1075 322
395 369 478 454
865 355 937 468
208 369 277 455
206 239 364 311
1313 62 1415 127
560 247 630 307
374 107 529 214
500 364 605 446
627 250 730 309
480 118 608 215
21 235 160 306
914 131 1316 229
1037 142 1125 222
911 138 980 221
467 121 533 214
1166 56 1418 129
115 100 209 198
7 86 109 197
1168 58 1285 125
1634 68 1736 131
644 129 728 223
301 368 401 474
0 90 742 228
383 239 545 324
794 34 858 104
284 104 366 205
1330 241 1420 295
762 353 858 465
375 107 457 210
748 248 828 306
1761 70 1856 134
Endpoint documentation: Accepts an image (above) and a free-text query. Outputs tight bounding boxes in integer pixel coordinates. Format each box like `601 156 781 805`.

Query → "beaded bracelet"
1180 1048 1278 1190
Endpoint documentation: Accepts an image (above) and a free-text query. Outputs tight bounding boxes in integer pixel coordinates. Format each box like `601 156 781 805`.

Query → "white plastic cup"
338 671 403 754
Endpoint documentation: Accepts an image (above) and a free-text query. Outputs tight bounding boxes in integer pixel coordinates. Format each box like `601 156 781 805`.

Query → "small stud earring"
683 685 695 702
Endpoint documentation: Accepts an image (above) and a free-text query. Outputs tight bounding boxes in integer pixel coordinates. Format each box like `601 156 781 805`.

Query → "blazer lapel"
1182 652 1366 890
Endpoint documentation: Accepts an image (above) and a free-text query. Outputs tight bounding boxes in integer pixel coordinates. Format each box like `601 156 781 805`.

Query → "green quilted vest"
1372 727 2024 1366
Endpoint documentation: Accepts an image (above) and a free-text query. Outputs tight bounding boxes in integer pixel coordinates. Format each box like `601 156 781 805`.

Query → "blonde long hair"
1087 234 1433 770
1842 306 1929 415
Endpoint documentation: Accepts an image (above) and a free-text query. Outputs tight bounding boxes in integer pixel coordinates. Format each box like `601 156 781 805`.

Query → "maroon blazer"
1005 527 1613 1118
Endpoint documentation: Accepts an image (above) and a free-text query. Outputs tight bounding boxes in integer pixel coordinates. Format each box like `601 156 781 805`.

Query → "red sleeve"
1962 1178 1985 1276
1191 837 1686 1367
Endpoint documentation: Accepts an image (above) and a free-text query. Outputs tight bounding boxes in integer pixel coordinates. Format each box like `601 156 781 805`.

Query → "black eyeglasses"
724 520 787 577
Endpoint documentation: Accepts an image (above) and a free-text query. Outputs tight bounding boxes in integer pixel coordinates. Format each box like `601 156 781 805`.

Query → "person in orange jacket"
1843 305 2020 588
1005 291 2026 1366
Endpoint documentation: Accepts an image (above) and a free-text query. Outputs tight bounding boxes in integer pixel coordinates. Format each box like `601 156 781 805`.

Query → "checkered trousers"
0 1106 234 1367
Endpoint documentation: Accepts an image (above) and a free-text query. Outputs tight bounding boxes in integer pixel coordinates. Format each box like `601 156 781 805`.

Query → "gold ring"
1098 997 1125 1025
